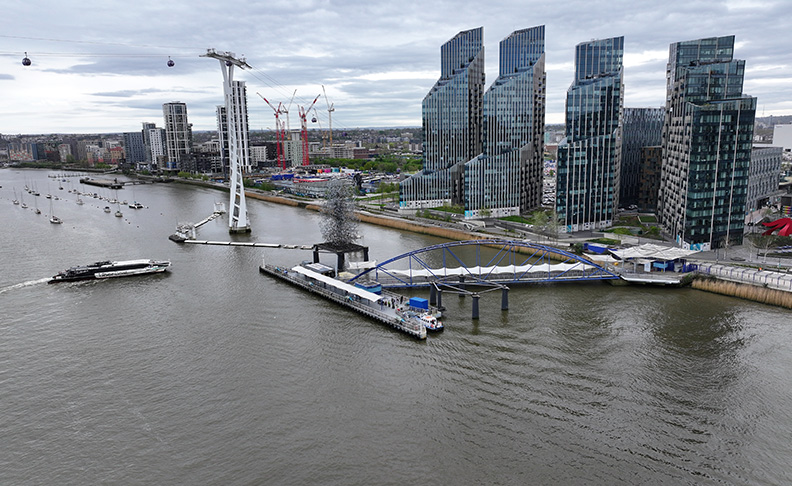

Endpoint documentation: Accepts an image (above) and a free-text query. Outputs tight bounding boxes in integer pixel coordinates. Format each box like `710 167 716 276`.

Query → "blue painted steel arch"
346 239 620 288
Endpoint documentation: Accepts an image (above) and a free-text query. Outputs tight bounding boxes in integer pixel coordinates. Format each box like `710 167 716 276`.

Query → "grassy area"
586 238 621 245
587 237 621 245
605 227 637 235
429 205 464 214
499 215 532 224
638 214 657 223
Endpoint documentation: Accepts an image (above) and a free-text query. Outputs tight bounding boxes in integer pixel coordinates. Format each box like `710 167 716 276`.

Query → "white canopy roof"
609 243 697 261
292 266 382 303
386 262 594 279
347 260 378 270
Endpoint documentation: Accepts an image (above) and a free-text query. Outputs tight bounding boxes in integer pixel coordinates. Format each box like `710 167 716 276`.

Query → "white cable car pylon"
201 48 251 233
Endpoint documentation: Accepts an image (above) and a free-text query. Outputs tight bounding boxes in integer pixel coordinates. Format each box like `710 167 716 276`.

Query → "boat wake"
0 277 51 294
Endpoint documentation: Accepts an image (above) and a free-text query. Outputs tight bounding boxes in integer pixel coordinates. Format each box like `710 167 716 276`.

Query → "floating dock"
260 263 428 339
80 177 124 189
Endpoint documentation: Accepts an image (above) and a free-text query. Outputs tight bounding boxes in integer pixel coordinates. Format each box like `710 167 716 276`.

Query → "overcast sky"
1 0 789 135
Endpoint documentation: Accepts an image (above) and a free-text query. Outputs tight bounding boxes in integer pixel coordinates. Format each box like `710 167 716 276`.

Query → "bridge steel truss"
346 239 620 290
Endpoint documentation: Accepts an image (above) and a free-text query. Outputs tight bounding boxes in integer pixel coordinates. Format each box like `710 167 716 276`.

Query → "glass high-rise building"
216 80 252 175
620 107 663 207
400 27 484 209
463 26 545 218
556 36 624 232
658 35 756 250
122 131 146 167
162 102 192 170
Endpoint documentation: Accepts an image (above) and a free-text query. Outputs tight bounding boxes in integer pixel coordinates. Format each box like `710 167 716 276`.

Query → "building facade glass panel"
556 37 624 232
658 35 756 250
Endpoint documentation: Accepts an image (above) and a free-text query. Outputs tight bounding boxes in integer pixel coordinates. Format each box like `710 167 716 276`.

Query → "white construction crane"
322 85 335 148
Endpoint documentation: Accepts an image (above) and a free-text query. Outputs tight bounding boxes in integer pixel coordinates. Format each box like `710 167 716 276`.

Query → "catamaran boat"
49 259 171 283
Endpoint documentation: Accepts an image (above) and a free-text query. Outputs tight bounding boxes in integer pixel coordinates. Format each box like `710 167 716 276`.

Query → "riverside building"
162 102 193 170
463 26 545 218
746 145 784 220
216 80 252 175
556 36 624 232
400 27 484 210
620 108 663 208
657 35 756 250
400 26 546 219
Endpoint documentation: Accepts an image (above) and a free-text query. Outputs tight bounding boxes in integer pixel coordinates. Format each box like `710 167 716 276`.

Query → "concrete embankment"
692 277 792 309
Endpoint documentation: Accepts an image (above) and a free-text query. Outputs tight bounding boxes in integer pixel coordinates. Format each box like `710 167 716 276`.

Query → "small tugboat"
49 259 171 283
396 308 444 332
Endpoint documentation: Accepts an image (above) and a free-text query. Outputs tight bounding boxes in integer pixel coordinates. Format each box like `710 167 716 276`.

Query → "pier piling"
472 294 480 320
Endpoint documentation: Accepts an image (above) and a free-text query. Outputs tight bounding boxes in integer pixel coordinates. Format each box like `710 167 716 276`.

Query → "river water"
1 168 791 485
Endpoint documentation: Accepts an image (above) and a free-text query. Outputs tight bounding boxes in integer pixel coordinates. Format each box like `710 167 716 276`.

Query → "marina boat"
49 259 171 283
49 199 62 224
129 201 144 209
397 308 444 331
104 206 111 213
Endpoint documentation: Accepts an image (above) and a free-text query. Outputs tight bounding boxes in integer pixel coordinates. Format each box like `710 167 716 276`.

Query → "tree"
546 210 561 244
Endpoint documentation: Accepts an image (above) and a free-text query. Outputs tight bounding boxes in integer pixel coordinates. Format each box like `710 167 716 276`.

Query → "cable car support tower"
201 48 252 233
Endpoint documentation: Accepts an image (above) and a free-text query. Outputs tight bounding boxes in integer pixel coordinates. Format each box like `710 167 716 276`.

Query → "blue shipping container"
409 297 429 310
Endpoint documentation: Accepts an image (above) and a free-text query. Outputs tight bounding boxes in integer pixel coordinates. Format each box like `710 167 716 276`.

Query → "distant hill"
756 115 792 127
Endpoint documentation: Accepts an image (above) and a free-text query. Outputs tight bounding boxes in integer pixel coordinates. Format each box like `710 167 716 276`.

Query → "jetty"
79 177 123 189
260 262 429 339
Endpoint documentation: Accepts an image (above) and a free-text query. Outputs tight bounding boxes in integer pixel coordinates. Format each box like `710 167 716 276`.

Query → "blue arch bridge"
341 239 620 318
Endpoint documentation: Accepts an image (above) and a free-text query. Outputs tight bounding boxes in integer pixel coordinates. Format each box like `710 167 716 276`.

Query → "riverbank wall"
172 178 792 310
691 277 792 309
171 178 607 263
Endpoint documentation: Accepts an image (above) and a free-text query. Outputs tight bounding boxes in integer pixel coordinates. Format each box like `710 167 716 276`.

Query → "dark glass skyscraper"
400 28 484 209
556 37 624 232
463 26 545 217
620 107 663 206
658 35 756 250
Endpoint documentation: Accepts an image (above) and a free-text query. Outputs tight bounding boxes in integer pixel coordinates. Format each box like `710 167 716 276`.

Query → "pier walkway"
261 263 428 339
696 263 792 292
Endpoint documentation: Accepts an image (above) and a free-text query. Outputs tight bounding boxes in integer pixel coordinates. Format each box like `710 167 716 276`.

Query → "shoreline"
174 176 792 310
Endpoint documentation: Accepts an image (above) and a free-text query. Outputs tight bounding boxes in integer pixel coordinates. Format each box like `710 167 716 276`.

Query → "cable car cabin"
167 57 175 67
22 52 31 66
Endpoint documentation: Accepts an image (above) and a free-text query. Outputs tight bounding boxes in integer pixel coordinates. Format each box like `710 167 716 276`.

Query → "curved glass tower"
463 26 545 218
556 37 624 232
400 27 484 209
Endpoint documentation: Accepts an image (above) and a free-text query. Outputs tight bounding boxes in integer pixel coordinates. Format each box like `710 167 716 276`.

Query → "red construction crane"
298 94 321 166
257 93 287 170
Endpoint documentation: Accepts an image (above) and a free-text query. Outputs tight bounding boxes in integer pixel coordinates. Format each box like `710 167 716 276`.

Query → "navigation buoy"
22 52 31 66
